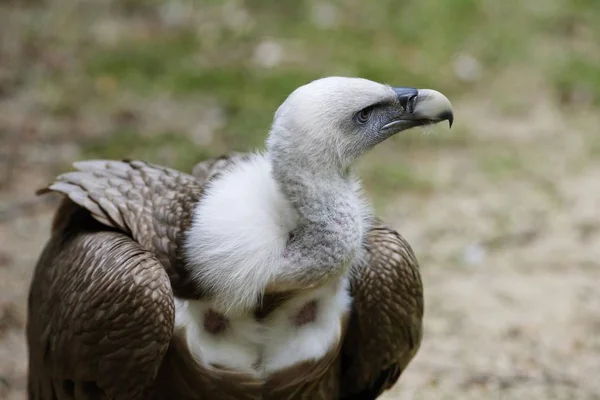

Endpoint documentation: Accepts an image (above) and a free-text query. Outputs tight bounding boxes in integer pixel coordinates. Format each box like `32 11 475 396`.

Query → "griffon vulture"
26 77 453 399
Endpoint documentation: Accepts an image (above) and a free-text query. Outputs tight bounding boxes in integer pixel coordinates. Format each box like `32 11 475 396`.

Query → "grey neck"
268 136 365 289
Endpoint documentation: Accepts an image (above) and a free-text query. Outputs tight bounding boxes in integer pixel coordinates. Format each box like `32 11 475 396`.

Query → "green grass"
478 150 525 180
360 160 435 200
23 0 600 201
81 130 217 172
553 57 600 106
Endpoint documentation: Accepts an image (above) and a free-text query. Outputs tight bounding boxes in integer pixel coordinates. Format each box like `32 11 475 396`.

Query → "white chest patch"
183 153 299 314
174 277 352 377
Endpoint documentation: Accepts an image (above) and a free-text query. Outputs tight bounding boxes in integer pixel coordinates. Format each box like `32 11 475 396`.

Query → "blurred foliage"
3 0 600 200
83 130 216 172
78 0 599 146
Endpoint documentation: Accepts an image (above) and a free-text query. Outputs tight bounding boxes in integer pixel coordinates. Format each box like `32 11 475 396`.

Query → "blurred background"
1 0 599 399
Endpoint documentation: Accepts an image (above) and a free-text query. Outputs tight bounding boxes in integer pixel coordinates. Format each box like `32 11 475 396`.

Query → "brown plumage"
26 77 453 399
27 157 423 400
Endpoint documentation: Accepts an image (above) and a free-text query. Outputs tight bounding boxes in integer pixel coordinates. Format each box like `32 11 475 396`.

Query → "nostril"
407 94 418 112
397 93 418 112
392 87 419 110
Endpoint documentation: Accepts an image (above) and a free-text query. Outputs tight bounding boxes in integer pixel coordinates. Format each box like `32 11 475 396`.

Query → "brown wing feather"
340 219 424 399
36 159 206 297
27 199 175 400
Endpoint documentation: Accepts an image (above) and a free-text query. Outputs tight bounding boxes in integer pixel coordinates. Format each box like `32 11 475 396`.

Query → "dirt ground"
2 100 599 400
1 1 600 399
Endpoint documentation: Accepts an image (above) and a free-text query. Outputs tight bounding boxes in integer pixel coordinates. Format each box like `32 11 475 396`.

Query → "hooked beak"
381 87 454 133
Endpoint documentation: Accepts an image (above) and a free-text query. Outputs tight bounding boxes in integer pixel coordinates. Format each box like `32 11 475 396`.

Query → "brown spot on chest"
292 300 318 326
203 309 228 334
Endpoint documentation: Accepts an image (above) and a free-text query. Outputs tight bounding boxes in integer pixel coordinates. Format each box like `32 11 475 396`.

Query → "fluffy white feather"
184 153 299 314
176 298 264 375
174 276 352 377
261 276 352 373
184 151 373 315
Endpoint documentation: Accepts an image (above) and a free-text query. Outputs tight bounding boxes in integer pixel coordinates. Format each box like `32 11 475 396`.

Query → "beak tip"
414 89 454 129
447 113 454 129
438 109 454 129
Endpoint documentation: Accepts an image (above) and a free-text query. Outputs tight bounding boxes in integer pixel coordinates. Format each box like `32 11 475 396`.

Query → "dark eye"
356 106 373 124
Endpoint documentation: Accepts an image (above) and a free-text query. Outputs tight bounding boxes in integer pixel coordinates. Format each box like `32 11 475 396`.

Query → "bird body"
26 77 453 399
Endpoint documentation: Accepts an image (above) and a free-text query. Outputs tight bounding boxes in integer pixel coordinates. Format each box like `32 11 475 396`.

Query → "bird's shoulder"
38 159 213 292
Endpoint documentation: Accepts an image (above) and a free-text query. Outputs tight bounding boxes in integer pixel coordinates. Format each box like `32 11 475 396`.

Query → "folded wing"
340 219 424 399
27 200 175 399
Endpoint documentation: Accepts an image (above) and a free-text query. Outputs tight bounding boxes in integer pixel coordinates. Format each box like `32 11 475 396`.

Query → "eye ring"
356 106 373 124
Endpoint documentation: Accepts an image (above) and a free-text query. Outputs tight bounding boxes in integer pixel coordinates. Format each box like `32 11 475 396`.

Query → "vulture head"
267 76 453 173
